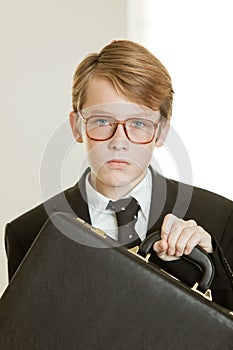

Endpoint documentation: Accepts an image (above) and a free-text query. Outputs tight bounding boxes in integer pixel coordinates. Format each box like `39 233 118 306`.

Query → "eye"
130 119 147 128
90 116 113 127
96 118 110 126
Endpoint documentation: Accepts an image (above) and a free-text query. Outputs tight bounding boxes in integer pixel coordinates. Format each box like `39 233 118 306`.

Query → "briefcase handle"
138 231 215 294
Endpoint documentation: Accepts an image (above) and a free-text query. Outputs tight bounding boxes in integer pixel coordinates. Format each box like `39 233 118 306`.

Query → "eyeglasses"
77 112 161 144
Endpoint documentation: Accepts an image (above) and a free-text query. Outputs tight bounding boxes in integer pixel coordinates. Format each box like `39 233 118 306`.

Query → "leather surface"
0 213 233 350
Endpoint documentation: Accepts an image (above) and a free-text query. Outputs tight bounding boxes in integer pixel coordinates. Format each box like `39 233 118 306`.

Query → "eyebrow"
85 109 152 117
88 109 111 115
82 106 161 121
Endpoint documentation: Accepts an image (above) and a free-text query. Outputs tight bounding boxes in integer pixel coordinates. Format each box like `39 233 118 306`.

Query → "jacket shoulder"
7 185 78 252
163 176 233 240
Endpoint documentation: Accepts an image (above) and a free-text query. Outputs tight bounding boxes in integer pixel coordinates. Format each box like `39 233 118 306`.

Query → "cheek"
131 144 154 168
84 140 106 168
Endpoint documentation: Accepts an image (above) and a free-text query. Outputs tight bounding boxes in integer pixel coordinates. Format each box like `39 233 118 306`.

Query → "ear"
154 120 170 147
69 112 83 143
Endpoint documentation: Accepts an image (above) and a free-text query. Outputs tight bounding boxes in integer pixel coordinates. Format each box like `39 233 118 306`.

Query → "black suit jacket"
5 168 233 309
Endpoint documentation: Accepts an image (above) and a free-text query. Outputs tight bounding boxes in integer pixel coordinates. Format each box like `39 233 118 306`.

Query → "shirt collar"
85 169 152 220
86 174 110 213
130 169 152 220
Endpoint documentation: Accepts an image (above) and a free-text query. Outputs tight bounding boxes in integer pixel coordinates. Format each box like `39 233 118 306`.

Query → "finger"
153 239 168 254
153 239 180 261
167 220 197 256
184 234 200 255
161 213 179 239
184 227 213 254
174 226 199 256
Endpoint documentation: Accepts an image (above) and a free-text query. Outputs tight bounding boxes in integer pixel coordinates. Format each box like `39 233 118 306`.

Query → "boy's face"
70 78 167 199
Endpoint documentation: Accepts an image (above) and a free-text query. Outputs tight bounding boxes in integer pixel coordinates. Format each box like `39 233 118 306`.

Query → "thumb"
153 239 167 254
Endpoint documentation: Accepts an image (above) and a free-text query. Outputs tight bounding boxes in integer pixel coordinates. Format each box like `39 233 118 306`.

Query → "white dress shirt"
85 169 152 241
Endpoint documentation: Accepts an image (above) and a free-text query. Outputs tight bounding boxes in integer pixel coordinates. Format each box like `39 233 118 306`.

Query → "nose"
108 123 129 150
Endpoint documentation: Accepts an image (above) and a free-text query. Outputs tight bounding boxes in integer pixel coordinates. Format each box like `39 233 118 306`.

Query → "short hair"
72 39 174 120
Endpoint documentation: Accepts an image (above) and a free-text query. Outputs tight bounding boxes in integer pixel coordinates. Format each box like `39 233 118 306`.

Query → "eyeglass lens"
86 116 157 143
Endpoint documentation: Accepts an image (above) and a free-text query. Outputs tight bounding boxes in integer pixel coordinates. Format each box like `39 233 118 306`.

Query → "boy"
5 40 233 309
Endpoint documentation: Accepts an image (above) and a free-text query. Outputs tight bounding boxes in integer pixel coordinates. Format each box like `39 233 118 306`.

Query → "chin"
106 173 130 186
107 171 143 190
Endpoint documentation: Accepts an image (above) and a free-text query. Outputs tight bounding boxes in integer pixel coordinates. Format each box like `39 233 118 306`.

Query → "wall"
0 0 127 296
129 0 233 201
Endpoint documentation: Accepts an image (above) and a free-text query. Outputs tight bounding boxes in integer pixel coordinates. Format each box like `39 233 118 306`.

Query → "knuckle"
187 219 197 226
198 226 206 235
186 240 195 251
164 213 174 223
175 242 184 253
195 226 206 240
167 235 176 248
182 227 192 236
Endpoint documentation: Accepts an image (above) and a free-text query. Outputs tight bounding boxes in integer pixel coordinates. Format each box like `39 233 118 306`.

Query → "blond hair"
72 40 174 120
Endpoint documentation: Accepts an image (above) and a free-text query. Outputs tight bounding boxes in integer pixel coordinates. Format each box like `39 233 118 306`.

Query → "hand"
153 213 213 261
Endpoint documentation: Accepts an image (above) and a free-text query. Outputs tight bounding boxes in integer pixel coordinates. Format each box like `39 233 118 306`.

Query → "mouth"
107 159 130 170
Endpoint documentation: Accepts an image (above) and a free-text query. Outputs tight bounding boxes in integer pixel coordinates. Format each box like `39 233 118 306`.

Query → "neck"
89 172 146 200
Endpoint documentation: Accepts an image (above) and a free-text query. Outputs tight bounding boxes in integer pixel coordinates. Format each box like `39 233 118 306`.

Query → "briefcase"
0 212 232 350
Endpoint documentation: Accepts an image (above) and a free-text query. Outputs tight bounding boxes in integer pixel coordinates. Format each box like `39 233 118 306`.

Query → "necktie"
106 197 140 248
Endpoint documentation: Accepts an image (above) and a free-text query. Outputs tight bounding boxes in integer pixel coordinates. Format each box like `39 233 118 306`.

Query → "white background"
0 0 127 296
1 0 232 296
129 0 233 199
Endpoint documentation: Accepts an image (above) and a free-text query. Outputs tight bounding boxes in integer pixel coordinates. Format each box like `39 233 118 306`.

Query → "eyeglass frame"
76 111 162 144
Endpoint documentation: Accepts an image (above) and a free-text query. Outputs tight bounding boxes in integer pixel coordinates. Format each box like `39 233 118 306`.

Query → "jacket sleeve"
218 209 233 270
209 238 233 309
149 238 233 310
4 201 50 281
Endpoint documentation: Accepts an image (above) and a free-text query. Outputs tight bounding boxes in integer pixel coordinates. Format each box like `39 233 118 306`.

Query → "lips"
107 159 129 170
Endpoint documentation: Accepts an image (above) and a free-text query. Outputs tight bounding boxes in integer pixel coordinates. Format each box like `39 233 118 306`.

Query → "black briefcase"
0 212 232 350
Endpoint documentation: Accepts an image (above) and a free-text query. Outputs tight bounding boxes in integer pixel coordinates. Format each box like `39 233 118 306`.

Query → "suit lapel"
52 168 91 224
147 167 193 235
147 168 180 235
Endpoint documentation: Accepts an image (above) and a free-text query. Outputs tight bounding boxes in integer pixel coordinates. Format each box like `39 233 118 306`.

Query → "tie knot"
107 197 139 214
106 197 140 227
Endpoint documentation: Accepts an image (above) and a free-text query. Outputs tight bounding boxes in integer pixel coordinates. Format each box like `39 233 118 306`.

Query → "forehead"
81 102 160 120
